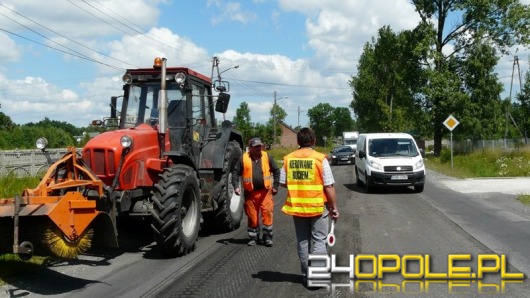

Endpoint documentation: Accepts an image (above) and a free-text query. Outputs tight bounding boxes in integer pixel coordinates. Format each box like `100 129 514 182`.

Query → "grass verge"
0 255 48 286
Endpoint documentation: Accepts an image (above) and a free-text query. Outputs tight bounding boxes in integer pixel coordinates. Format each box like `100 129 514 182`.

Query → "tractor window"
126 83 185 128
191 84 212 141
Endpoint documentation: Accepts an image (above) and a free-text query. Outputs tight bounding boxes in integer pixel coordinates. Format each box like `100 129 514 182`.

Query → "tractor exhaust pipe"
158 58 168 157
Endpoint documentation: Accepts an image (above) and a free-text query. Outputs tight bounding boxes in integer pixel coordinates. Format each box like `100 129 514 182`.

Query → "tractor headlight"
36 137 48 150
122 74 133 85
175 72 186 84
120 135 133 148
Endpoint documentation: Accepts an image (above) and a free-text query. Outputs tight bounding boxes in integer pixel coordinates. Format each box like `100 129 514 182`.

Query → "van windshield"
368 138 418 157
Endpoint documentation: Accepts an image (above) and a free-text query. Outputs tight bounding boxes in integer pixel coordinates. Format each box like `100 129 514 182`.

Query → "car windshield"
368 138 418 157
334 146 353 153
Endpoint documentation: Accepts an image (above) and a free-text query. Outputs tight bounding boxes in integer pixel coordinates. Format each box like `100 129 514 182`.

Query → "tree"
252 123 270 148
412 0 530 155
350 26 430 135
268 100 287 146
308 103 335 147
0 112 15 132
515 71 530 141
232 102 254 144
456 42 504 140
333 107 356 137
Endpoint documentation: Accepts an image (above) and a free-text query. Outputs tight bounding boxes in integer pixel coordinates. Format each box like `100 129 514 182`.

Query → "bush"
440 148 452 163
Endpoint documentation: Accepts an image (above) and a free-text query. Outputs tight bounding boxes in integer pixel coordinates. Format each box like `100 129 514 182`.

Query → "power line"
229 78 351 90
0 27 125 71
71 0 207 65
0 3 139 69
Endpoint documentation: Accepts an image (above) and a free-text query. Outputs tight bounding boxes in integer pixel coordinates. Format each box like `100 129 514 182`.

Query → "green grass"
0 174 45 285
0 174 41 197
423 148 530 178
0 255 47 286
424 148 530 204
517 195 530 206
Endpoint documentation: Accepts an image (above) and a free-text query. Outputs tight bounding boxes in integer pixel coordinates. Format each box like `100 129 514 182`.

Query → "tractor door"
190 81 215 166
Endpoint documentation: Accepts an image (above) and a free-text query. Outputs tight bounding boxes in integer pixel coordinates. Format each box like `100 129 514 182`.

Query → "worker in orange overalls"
232 137 280 246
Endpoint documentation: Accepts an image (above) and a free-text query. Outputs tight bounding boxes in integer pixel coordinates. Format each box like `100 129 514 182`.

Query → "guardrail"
0 148 78 177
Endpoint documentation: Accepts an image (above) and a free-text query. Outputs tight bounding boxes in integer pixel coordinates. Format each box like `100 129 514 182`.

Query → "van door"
355 135 366 183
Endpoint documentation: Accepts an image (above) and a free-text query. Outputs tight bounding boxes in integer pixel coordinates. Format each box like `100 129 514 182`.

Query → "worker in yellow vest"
233 137 280 246
280 127 339 285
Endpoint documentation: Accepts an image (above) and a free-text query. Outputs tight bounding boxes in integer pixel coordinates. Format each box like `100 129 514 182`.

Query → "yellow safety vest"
242 152 272 192
281 148 326 217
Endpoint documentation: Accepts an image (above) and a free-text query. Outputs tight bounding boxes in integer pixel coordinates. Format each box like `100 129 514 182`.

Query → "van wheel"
355 167 363 186
365 172 374 193
414 185 424 193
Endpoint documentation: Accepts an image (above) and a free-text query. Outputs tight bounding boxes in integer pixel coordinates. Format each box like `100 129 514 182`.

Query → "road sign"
443 115 459 131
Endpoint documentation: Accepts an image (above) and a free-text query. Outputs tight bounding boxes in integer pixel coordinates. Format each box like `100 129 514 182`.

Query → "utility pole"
273 91 277 147
272 91 287 147
505 55 525 147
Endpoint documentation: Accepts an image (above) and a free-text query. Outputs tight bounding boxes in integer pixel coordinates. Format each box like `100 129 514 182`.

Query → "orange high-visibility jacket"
242 152 273 192
282 148 326 217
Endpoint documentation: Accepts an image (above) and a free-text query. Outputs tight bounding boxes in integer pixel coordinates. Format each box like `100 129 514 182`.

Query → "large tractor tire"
151 165 201 257
210 141 244 232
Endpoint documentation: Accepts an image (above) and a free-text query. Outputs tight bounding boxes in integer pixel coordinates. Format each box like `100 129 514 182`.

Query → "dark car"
329 146 355 165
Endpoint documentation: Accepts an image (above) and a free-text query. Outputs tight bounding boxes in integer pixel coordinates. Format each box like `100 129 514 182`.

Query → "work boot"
262 225 273 247
247 236 257 246
264 235 273 247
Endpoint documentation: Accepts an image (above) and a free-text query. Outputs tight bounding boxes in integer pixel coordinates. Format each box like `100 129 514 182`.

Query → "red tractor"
0 57 244 259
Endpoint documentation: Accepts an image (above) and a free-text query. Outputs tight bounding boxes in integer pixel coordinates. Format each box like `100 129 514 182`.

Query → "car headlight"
332 154 337 158
414 158 424 170
120 135 133 148
36 137 48 150
369 159 383 170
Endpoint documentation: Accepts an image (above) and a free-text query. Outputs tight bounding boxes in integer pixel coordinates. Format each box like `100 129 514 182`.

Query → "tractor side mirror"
215 93 231 113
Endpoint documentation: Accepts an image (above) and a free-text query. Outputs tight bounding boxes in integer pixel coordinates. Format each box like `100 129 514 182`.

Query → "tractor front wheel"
151 165 201 257
209 141 244 232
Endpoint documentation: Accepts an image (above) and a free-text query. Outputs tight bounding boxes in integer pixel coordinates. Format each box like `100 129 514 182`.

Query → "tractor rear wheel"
211 141 244 232
151 165 201 257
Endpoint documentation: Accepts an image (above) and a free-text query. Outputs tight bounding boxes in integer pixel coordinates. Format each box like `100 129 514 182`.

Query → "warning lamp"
153 57 163 68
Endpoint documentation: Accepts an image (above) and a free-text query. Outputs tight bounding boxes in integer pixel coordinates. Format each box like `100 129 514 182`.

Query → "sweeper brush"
43 226 94 259
0 147 114 260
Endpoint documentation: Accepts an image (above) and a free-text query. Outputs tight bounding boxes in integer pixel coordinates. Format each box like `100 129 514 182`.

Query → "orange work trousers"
244 188 273 229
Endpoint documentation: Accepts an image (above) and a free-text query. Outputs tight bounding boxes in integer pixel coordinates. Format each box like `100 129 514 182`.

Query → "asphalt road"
1 166 530 297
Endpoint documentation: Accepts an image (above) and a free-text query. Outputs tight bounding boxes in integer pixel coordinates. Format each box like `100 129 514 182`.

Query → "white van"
354 133 425 193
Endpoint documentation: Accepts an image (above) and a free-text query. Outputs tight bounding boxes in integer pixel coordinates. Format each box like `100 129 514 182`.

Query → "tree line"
231 101 357 148
350 0 530 155
0 115 103 150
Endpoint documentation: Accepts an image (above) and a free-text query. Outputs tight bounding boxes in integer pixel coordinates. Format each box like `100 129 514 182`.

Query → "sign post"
443 115 460 170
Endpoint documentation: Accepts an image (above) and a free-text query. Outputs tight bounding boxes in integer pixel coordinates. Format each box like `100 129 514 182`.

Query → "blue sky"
0 0 528 129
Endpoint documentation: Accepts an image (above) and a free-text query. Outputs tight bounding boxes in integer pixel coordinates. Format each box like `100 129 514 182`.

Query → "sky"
0 0 529 130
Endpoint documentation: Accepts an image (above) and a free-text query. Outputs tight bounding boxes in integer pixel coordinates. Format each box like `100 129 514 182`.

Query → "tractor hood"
82 124 168 186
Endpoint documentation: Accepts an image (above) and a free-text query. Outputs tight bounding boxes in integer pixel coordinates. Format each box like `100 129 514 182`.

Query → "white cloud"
0 0 159 40
0 32 21 63
209 1 258 25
